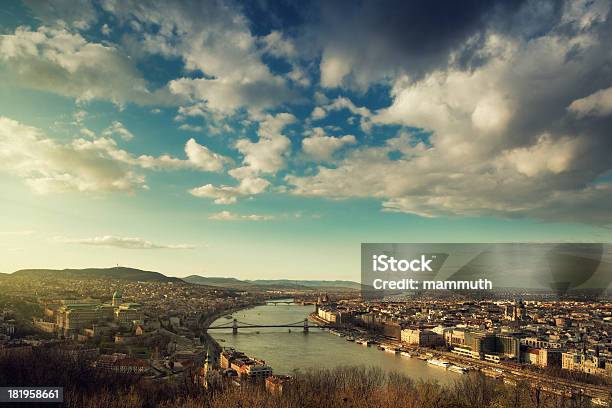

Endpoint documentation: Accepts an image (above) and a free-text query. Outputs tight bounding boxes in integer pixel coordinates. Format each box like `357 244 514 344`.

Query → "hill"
182 275 252 287
10 267 182 282
184 275 360 290
248 279 361 289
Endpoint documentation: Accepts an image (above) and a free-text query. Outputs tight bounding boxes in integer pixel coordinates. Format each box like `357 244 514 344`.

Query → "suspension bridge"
206 318 327 334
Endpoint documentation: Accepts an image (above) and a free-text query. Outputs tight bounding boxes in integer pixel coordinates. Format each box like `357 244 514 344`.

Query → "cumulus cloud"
261 30 297 59
0 116 230 193
311 106 326 120
168 75 292 116
312 97 373 132
208 211 274 221
234 113 296 176
102 121 134 141
302 128 356 161
178 124 204 132
289 4 612 225
0 116 146 193
23 0 97 30
184 138 232 172
7 0 612 227
189 177 270 204
0 26 174 107
102 0 296 115
502 134 582 177
568 86 612 118
59 235 196 249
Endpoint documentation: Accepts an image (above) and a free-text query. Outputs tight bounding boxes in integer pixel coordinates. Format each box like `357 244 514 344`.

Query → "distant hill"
248 279 361 289
5 268 360 289
10 267 183 283
183 275 252 286
184 275 360 290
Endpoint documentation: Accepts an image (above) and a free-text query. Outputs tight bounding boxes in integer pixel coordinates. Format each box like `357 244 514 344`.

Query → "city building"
401 328 443 346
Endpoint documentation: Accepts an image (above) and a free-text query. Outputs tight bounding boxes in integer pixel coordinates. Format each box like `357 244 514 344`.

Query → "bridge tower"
303 318 309 334
232 318 238 335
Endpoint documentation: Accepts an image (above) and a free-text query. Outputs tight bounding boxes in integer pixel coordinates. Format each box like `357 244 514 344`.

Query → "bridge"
266 300 297 305
206 318 326 334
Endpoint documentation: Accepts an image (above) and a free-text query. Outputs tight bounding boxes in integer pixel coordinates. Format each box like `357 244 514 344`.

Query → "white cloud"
286 123 601 223
0 26 173 107
189 184 239 204
311 106 326 120
59 235 196 249
184 138 232 172
234 113 296 175
323 97 373 132
502 134 582 177
208 211 274 221
189 177 270 204
568 86 612 118
0 116 230 194
169 75 292 116
72 136 230 173
105 1 295 115
79 128 96 138
23 0 97 30
102 121 134 141
261 31 297 59
302 128 356 161
0 116 146 193
320 50 352 88
73 110 87 124
260 30 309 87
178 124 203 132
101 23 111 36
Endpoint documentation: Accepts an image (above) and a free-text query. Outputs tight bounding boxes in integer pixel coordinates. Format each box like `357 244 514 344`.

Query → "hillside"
9 267 183 283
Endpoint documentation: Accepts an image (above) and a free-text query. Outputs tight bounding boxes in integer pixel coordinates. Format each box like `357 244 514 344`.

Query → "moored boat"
427 359 450 368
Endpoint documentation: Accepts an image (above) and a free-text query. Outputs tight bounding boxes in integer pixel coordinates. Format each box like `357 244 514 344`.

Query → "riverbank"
206 302 459 384
310 313 611 400
199 302 264 360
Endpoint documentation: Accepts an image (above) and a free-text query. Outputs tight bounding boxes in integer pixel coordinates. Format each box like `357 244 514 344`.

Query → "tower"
200 347 219 390
516 299 526 320
204 348 212 373
112 289 122 307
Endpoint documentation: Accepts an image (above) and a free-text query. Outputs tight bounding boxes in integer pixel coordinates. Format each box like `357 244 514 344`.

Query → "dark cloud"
310 0 533 88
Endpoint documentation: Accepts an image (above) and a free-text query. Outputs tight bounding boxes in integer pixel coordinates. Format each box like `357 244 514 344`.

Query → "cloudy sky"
1 0 611 280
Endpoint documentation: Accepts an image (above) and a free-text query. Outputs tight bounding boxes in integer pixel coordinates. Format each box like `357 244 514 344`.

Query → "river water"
210 301 459 385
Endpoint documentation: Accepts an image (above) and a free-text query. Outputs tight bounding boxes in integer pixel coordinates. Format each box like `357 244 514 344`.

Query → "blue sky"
1 0 612 279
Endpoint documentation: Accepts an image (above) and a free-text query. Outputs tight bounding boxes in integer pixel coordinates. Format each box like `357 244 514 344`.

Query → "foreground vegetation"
0 348 605 408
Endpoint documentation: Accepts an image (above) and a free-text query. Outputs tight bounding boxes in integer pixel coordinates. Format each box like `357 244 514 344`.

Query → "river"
210 301 460 385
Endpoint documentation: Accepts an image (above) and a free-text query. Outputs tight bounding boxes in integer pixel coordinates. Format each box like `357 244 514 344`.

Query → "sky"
1 0 612 280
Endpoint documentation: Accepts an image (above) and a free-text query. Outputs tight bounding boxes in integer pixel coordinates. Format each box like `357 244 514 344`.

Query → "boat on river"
427 359 450 368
